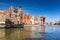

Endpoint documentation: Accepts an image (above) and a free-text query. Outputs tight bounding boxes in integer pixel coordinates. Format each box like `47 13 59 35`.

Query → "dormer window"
14 8 18 13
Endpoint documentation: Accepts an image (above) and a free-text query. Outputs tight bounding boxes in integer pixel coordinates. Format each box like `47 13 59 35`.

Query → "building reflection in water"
0 26 45 40
0 29 5 40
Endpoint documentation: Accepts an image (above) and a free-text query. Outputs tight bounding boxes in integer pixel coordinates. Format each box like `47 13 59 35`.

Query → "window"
19 15 20 16
15 15 17 17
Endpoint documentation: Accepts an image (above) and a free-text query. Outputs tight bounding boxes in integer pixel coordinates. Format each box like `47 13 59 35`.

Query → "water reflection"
0 26 45 40
0 29 5 40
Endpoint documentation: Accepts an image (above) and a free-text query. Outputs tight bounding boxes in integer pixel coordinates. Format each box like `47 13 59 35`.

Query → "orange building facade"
0 6 45 25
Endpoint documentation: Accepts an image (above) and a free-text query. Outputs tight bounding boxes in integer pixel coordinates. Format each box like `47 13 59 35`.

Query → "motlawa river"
0 25 60 40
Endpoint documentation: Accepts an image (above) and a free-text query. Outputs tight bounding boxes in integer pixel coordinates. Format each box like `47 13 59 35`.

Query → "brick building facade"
0 6 45 25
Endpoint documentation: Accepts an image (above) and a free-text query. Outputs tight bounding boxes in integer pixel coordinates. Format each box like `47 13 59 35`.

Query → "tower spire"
9 5 14 10
18 5 22 12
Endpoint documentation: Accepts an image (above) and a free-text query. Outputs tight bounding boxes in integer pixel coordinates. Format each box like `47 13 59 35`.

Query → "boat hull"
5 24 24 28
5 19 24 28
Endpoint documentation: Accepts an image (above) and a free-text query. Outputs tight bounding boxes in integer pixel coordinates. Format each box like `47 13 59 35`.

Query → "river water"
0 25 60 40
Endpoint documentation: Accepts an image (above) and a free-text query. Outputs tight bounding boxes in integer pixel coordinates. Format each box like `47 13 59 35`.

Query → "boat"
5 19 24 28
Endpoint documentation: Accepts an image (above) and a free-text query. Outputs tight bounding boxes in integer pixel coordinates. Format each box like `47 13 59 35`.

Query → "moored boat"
5 19 24 28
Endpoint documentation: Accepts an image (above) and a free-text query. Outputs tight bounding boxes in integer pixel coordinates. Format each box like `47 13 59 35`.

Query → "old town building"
30 16 35 24
0 10 5 24
34 17 39 24
0 6 45 25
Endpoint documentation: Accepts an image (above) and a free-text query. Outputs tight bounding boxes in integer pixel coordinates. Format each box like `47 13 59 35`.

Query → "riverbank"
0 24 59 28
0 24 42 28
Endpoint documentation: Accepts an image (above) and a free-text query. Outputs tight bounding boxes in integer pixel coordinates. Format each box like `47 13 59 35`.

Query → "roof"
0 10 4 13
40 16 46 18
